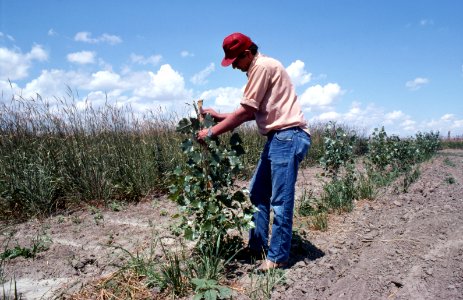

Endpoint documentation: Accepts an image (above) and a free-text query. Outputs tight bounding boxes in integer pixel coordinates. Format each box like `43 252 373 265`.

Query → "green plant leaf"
204 289 218 300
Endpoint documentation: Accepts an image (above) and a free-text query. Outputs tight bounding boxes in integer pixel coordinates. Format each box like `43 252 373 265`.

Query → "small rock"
393 200 403 207
294 261 306 268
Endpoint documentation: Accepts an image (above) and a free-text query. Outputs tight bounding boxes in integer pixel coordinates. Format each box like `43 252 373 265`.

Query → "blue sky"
1 0 462 136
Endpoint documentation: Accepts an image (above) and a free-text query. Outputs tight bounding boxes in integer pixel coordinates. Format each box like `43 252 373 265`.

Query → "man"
197 32 311 271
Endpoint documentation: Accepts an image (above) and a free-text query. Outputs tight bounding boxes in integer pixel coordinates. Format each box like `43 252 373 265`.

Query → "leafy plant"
318 122 358 212
320 122 356 179
192 278 231 300
169 102 255 244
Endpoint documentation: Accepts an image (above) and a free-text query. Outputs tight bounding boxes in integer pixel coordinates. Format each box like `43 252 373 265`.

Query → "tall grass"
0 93 185 220
0 92 368 220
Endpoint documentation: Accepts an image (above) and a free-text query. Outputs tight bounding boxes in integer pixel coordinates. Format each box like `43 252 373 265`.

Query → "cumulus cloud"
9 62 192 113
180 50 194 58
0 45 48 80
286 60 311 86
130 53 162 66
74 32 122 45
133 64 191 102
86 70 122 90
307 102 424 136
21 69 87 100
191 63 215 85
384 110 407 124
67 51 96 64
299 83 343 109
405 77 429 90
441 114 455 121
199 86 243 112
401 119 416 131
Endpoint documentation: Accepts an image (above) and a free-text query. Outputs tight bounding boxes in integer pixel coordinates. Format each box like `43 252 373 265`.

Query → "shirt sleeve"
240 64 270 110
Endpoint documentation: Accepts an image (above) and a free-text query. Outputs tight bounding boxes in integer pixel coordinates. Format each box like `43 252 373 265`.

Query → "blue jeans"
248 127 311 263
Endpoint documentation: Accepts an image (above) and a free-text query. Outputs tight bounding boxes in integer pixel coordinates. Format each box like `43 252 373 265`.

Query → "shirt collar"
246 52 261 76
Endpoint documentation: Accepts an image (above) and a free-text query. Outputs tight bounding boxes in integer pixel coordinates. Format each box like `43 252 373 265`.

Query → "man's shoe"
256 259 288 272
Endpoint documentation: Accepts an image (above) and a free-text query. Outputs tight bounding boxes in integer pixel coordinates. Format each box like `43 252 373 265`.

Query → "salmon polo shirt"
240 53 310 136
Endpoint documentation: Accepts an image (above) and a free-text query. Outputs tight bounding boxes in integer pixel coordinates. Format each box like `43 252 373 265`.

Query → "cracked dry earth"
1 149 462 299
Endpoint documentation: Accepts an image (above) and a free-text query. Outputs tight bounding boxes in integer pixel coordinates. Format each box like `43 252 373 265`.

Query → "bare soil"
1 149 462 299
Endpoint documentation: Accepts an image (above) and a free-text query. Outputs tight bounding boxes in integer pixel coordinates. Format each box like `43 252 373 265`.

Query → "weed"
402 168 420 192
158 244 191 297
2 277 20 300
88 205 104 225
189 236 227 281
311 212 328 231
248 267 286 299
297 189 316 216
356 173 376 200
191 278 231 300
443 157 456 167
445 176 456 184
0 228 51 263
108 201 124 212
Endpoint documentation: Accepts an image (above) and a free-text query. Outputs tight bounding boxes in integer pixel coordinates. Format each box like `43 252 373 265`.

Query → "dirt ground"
1 149 462 299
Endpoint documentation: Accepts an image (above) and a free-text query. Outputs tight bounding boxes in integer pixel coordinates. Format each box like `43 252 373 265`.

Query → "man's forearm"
211 106 254 136
213 112 230 122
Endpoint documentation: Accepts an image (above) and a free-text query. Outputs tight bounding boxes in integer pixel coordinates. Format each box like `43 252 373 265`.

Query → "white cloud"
74 32 122 45
286 60 311 86
87 70 122 90
48 29 57 36
67 51 96 64
441 114 455 121
299 83 343 109
133 64 191 102
0 45 48 80
130 53 162 66
180 50 194 58
22 69 87 98
420 19 434 26
307 102 423 136
0 32 15 41
315 111 341 122
191 63 215 85
405 77 429 90
199 86 243 112
384 110 406 124
401 119 416 131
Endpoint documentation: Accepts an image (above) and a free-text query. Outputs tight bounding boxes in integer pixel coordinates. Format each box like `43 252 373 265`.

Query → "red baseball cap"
221 32 253 67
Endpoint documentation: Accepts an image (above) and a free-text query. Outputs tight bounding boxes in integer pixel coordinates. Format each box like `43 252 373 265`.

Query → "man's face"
232 50 252 72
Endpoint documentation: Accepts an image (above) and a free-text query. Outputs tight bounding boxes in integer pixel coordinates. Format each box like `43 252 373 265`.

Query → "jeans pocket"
296 134 311 162
275 130 295 142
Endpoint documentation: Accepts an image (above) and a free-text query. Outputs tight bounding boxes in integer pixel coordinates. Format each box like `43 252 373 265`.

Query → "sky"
1 0 462 137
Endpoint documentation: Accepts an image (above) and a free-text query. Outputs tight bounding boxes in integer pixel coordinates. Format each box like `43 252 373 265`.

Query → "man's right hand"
200 107 228 122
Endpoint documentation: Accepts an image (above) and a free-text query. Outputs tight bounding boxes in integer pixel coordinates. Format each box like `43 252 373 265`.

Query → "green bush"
168 105 255 244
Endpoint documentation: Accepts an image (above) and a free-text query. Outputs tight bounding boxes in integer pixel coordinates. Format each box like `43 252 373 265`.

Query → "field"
1 99 462 299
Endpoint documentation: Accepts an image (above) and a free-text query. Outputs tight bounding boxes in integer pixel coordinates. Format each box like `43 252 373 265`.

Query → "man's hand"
200 107 228 122
197 127 212 142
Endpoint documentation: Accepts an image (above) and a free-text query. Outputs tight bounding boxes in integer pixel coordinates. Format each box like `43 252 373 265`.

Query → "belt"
265 126 301 137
